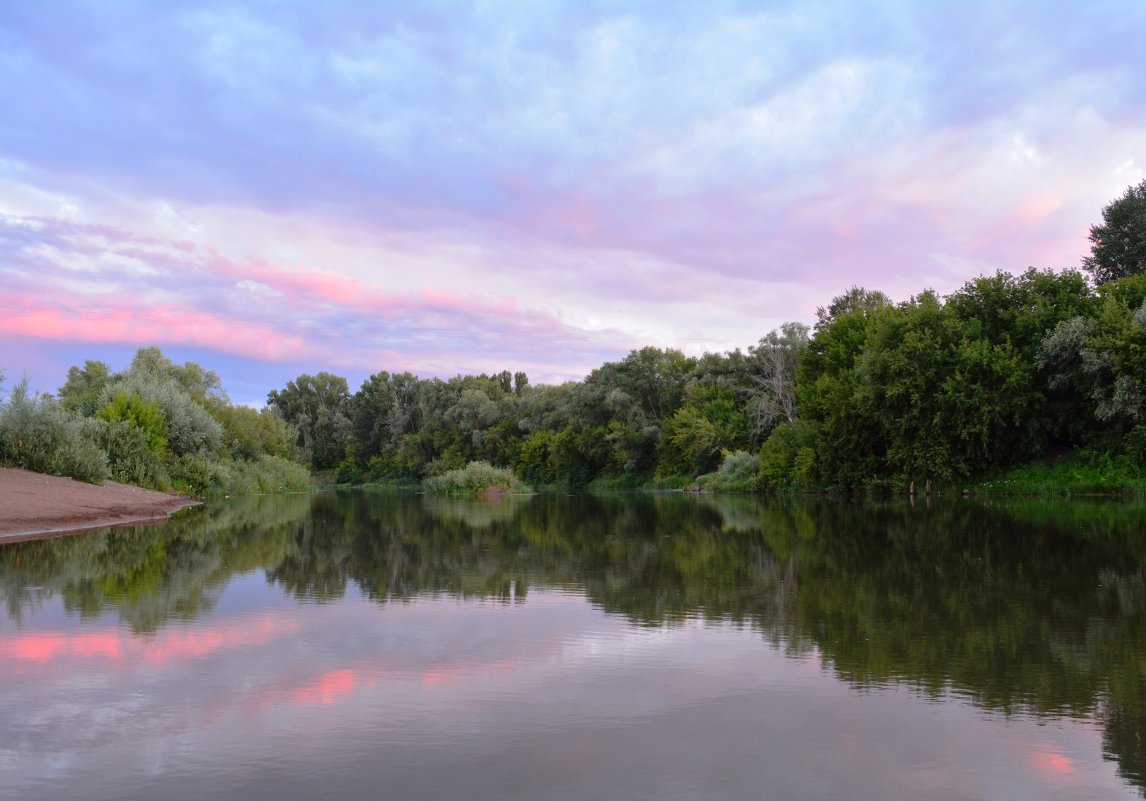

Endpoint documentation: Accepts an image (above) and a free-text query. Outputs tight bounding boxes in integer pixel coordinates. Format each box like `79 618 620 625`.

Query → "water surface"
2 491 1144 800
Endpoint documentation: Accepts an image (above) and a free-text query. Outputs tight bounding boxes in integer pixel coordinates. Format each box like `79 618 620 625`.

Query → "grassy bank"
975 452 1146 498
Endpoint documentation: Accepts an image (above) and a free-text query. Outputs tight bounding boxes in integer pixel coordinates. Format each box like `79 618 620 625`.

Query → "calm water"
2 490 1145 800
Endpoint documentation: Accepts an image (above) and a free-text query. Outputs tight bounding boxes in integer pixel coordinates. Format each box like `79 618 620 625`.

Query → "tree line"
260 179 1146 491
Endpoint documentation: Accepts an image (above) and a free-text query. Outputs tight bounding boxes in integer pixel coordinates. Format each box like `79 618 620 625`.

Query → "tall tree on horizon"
1083 179 1146 285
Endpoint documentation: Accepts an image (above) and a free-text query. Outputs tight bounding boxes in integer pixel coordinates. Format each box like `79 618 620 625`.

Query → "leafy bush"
169 452 311 497
759 421 819 489
697 450 761 492
94 418 171 489
0 349 313 499
168 453 227 496
102 373 223 456
245 455 311 493
422 460 528 495
979 450 1146 496
96 391 169 456
0 380 108 483
209 401 297 460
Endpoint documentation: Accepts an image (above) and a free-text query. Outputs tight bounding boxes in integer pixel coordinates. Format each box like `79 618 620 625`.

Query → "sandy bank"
0 467 199 542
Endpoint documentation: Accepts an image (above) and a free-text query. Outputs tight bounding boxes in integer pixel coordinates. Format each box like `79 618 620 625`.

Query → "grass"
975 451 1146 497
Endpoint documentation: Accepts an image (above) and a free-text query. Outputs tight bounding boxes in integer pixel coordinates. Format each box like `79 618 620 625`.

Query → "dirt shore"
0 467 199 542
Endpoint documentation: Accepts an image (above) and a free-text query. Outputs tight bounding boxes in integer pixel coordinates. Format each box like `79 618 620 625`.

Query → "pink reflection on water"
1029 745 1078 778
0 614 298 668
293 669 359 706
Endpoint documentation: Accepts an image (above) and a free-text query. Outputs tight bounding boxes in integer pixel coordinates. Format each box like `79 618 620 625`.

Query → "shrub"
697 450 761 492
168 453 227 496
102 373 223 456
209 401 297 460
93 418 171 489
422 460 528 495
169 452 311 497
245 455 311 494
759 421 820 489
96 391 169 456
0 380 108 483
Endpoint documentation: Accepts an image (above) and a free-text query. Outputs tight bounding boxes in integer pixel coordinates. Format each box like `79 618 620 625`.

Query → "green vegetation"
980 451 1146 497
1083 179 1146 285
0 347 310 497
0 380 108 483
696 450 761 492
258 182 1146 494
421 460 529 496
264 268 1146 495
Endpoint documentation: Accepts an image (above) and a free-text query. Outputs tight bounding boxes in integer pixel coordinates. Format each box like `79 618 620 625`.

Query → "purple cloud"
1 1 1144 401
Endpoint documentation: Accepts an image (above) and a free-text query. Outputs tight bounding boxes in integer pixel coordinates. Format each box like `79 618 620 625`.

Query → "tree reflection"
2 491 1145 791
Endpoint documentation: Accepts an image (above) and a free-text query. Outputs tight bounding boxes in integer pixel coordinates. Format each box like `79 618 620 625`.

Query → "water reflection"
1 491 1145 798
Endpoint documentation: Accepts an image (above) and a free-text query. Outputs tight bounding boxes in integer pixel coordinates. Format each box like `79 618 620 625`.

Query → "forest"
2 179 1145 495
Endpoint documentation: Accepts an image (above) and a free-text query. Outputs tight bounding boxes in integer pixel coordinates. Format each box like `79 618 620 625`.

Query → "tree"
127 347 226 403
267 372 352 469
1083 179 1146 284
351 371 421 465
746 322 809 437
944 268 1095 451
58 360 112 416
1037 274 1146 440
815 286 892 328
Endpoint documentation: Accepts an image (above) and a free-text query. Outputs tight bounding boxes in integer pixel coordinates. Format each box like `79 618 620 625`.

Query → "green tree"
58 360 112 416
127 347 226 404
104 370 223 456
658 385 750 478
945 268 1095 451
797 287 891 488
799 281 1055 488
1083 179 1146 284
267 372 353 470
208 402 297 460
1037 274 1146 446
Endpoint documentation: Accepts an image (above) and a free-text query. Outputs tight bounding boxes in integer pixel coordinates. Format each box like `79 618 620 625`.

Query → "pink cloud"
0 296 310 362
1 212 638 385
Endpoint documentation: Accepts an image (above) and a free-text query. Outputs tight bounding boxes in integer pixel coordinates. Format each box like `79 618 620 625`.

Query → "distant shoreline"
0 467 199 543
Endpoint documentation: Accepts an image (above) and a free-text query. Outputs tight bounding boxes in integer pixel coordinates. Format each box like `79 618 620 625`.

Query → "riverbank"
0 467 199 542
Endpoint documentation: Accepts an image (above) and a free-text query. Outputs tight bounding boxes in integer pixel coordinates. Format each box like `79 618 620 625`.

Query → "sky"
1 0 1144 405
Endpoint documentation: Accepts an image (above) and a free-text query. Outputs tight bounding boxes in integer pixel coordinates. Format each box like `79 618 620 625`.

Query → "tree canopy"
1083 179 1146 284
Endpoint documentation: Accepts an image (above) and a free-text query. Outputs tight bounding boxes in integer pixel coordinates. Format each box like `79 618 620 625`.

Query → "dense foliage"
0 348 310 496
262 267 1146 493
1083 179 1146 285
268 341 797 489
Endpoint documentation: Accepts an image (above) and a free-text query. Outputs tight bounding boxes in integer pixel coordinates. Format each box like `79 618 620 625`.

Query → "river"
1 490 1144 800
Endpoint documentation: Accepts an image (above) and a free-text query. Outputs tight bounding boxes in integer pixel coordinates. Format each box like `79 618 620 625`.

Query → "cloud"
1 1 1145 396
0 211 640 386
